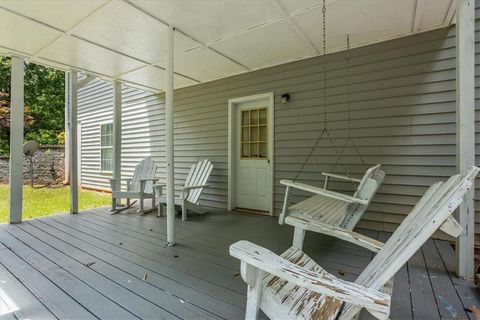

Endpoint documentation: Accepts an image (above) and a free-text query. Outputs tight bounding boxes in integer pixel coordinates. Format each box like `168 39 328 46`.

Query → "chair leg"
242 263 264 320
182 203 187 221
111 197 117 211
152 188 157 210
292 227 306 250
139 194 144 215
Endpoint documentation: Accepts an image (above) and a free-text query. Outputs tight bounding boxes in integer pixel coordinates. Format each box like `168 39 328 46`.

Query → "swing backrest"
341 164 385 229
131 156 157 194
183 159 214 204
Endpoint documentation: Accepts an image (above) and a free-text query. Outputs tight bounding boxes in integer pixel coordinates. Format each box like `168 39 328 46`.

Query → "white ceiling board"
0 8 61 55
292 0 417 54
417 0 453 31
37 35 144 77
0 0 108 31
277 0 322 15
155 47 246 83
119 66 197 91
129 0 283 44
71 1 199 64
0 0 455 93
210 19 313 70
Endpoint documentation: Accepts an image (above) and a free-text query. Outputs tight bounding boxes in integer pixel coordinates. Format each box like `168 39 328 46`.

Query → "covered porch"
0 206 478 320
0 0 479 318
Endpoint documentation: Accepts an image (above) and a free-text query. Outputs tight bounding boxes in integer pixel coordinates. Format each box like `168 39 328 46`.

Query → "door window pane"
259 109 267 124
240 108 268 159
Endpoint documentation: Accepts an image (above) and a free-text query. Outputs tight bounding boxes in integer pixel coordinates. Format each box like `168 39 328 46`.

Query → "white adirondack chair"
154 159 213 221
110 156 158 215
231 166 478 320
279 164 385 249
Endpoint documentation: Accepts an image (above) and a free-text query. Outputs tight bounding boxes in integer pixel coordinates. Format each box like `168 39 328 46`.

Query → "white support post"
455 0 475 280
69 70 78 214
165 25 175 246
8 56 25 224
64 72 70 184
113 81 122 196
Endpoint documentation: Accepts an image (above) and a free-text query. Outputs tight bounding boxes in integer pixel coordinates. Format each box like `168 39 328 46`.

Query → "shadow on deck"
0 207 478 319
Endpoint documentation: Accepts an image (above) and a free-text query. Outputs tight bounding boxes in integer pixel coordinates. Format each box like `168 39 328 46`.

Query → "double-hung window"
100 122 113 172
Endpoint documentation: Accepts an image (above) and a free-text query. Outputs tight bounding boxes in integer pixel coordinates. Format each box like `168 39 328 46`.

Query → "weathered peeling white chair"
231 166 478 320
279 164 385 249
155 159 213 221
110 156 158 215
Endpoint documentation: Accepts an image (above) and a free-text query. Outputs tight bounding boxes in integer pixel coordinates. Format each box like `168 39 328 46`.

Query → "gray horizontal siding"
78 4 480 244
78 80 166 191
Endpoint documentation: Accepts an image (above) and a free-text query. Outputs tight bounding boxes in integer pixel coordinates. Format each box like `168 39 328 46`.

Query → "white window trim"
100 122 113 174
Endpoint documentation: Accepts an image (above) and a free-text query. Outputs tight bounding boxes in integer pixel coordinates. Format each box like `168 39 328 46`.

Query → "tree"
0 56 65 155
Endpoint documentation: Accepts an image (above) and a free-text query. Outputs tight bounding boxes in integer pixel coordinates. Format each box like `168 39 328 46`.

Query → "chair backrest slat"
184 160 214 203
358 168 478 290
130 157 157 193
340 168 478 319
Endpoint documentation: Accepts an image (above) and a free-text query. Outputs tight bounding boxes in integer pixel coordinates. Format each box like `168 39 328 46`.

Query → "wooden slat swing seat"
280 164 385 250
109 156 158 215
231 166 479 320
279 1 383 250
154 159 213 221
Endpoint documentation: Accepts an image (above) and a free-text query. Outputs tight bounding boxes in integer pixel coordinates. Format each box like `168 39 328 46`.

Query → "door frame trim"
227 92 274 215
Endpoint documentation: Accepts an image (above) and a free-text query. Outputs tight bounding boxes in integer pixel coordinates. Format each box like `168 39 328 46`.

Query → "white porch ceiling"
0 0 455 92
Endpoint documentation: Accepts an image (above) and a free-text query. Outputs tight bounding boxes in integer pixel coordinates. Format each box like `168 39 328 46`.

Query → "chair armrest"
439 215 463 237
286 215 384 252
321 172 362 183
139 178 158 182
153 184 165 196
280 180 368 205
182 184 209 191
230 241 390 319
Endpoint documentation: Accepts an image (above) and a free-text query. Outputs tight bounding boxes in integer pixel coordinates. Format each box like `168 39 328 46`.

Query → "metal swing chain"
330 35 366 173
293 0 328 180
337 35 366 166
294 0 353 182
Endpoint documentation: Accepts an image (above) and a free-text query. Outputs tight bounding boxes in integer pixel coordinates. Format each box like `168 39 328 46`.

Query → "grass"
0 185 111 223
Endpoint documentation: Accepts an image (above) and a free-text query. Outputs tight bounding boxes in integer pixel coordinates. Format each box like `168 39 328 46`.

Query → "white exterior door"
235 100 271 212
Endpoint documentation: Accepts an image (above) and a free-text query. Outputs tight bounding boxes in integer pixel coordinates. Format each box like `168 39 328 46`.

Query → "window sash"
100 122 113 172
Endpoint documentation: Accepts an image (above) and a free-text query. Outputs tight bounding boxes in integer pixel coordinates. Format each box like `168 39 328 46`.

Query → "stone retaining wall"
0 145 65 185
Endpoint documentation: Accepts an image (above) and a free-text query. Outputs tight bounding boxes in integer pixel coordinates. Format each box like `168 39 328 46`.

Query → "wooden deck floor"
0 207 478 320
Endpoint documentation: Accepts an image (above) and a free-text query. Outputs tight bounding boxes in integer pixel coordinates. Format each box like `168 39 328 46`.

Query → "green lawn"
0 185 111 223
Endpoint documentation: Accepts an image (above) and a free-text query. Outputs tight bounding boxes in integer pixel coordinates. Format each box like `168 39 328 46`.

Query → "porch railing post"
69 70 78 214
166 24 175 246
455 0 475 279
8 56 25 224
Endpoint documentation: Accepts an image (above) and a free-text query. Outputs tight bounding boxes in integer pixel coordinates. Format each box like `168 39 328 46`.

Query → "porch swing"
278 0 385 249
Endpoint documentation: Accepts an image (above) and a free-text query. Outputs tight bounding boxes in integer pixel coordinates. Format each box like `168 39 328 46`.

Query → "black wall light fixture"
281 93 290 104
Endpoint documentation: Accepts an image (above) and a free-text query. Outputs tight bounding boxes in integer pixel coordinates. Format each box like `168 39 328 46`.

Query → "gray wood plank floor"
0 207 478 320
